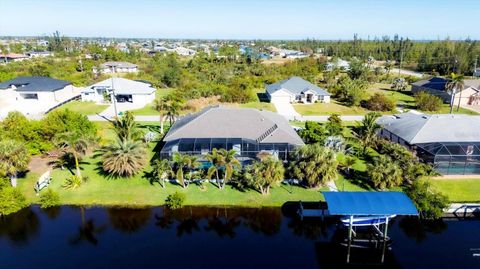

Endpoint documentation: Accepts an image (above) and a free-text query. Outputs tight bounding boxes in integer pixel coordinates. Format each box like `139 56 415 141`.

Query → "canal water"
0 205 479 269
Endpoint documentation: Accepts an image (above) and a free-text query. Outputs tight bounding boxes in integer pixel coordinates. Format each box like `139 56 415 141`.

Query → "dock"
444 203 480 218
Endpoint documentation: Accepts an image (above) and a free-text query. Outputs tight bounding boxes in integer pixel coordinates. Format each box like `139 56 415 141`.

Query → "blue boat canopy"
323 191 419 216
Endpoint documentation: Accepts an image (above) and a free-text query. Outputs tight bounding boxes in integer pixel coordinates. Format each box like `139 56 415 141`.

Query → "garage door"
271 96 291 103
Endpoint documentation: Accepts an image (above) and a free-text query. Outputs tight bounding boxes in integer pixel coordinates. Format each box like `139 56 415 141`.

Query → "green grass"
54 101 109 115
293 101 369 115
18 158 326 207
431 179 480 202
232 102 276 112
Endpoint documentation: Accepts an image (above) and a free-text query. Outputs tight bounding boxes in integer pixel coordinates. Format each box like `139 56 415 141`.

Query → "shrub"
362 93 396 111
415 92 442 111
165 192 186 209
0 185 28 215
405 180 449 220
39 189 61 208
62 175 83 190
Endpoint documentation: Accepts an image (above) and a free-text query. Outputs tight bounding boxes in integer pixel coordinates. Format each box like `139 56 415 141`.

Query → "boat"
340 215 396 227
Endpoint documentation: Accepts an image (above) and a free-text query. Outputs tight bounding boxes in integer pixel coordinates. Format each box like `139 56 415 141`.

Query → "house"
93 61 138 74
326 59 350 71
377 112 480 175
0 53 29 63
411 77 480 106
473 68 480 77
170 47 196 56
81 78 156 106
160 106 304 163
25 51 53 58
266 77 331 104
0 76 78 117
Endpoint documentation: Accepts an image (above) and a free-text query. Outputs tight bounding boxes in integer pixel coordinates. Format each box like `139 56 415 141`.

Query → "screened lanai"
416 142 480 175
160 137 296 163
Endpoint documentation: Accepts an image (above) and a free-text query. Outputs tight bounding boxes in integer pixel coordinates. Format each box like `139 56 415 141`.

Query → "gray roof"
0 76 71 92
266 76 330 96
100 61 137 68
377 112 480 144
164 106 304 145
412 77 480 91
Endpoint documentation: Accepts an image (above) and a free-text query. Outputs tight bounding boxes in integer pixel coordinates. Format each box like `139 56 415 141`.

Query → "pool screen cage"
160 137 296 164
416 142 480 175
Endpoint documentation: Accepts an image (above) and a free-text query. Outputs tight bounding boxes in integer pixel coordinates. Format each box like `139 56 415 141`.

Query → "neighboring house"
170 47 196 56
411 77 480 106
25 51 53 58
266 77 331 104
377 112 480 175
474 68 480 77
93 61 138 74
160 106 304 163
81 78 156 106
0 53 29 63
0 76 78 117
326 59 350 71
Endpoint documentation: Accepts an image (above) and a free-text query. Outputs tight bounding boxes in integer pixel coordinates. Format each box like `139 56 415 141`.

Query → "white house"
0 76 78 118
266 77 331 104
25 51 53 58
81 78 156 107
170 47 196 56
0 53 29 63
93 61 138 74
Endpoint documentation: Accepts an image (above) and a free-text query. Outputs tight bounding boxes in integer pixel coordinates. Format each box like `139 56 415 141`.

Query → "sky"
1 0 479 40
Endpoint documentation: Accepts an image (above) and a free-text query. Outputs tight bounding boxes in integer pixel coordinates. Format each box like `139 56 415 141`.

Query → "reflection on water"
0 205 479 269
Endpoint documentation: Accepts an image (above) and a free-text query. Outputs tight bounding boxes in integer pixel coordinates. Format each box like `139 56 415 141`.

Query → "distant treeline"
256 34 480 75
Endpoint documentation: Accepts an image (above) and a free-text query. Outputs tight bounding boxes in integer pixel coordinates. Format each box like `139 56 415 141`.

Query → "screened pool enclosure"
160 137 297 165
416 142 480 175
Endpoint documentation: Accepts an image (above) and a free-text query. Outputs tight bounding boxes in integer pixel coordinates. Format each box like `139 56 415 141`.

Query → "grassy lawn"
18 157 326 207
129 88 176 115
230 102 276 112
431 179 480 202
17 121 325 207
54 101 109 115
293 101 369 115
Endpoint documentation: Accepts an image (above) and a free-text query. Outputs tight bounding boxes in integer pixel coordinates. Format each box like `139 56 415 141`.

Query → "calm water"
0 205 479 269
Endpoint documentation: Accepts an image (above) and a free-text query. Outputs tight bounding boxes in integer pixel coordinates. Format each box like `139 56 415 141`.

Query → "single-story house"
81 78 156 106
377 112 480 175
411 77 480 106
93 61 138 74
25 51 53 58
0 76 77 117
160 106 304 163
266 76 331 104
0 53 29 63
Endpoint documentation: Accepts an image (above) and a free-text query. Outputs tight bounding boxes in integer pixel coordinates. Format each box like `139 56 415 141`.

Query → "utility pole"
474 55 478 74
398 48 403 76
110 77 118 118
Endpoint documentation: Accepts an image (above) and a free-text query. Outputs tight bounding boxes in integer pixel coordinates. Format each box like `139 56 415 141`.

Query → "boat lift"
299 192 419 264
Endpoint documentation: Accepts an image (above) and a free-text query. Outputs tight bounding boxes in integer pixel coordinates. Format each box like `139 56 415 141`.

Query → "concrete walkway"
272 100 301 119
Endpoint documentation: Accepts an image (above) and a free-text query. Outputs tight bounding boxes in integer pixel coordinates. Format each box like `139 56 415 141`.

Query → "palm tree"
367 155 403 189
151 159 173 188
220 149 241 189
247 157 285 195
0 140 30 187
446 73 465 113
172 153 188 188
353 112 381 155
206 148 224 188
101 139 147 177
153 97 167 134
55 130 93 179
289 144 338 188
343 155 356 176
112 111 142 141
183 155 201 185
164 97 183 126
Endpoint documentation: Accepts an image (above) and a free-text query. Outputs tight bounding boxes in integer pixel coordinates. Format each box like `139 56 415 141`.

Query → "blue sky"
1 0 479 40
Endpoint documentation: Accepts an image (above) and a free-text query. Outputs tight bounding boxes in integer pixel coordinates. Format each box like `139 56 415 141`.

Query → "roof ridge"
408 115 432 144
163 106 217 140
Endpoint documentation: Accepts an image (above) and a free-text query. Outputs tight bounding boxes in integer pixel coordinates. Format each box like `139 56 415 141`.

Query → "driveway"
98 102 146 118
272 100 300 120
